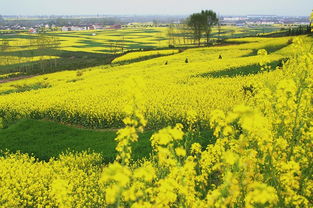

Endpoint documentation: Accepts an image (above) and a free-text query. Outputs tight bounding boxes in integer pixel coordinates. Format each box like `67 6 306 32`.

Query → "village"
29 24 122 33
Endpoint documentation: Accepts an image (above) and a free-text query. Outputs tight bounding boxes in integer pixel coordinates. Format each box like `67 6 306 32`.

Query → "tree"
153 20 158 27
186 10 219 46
187 13 204 46
201 10 219 46
217 19 222 41
167 23 180 47
176 20 191 46
310 10 313 32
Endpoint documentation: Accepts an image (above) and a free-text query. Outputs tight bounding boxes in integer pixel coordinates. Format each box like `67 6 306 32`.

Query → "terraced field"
0 36 307 129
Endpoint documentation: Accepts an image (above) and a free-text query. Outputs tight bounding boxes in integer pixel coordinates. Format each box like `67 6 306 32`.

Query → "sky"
0 0 312 16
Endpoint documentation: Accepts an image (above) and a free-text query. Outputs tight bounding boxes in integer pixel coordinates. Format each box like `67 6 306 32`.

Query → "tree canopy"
186 10 219 46
310 10 313 32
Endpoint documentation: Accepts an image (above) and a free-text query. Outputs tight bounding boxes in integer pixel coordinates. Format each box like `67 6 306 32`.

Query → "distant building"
93 24 104 30
61 25 106 31
72 26 86 31
223 17 248 21
106 24 122 29
62 26 88 31
258 21 275 25
88 25 95 30
236 23 245 27
29 28 37 33
62 26 70 31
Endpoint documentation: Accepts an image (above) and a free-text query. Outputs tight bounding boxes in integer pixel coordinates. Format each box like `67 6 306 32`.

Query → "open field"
0 26 287 77
0 36 307 129
112 49 179 64
2 26 284 52
0 19 312 207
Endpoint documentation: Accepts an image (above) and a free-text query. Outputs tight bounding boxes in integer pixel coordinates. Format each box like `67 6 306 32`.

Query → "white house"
29 28 37 34
61 26 87 31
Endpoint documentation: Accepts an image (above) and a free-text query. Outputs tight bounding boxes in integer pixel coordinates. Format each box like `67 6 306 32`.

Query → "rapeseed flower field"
0 13 312 206
0 55 59 66
0 36 312 207
0 36 309 129
112 49 178 64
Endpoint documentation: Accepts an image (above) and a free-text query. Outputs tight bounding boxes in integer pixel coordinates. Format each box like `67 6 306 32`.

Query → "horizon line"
1 13 310 17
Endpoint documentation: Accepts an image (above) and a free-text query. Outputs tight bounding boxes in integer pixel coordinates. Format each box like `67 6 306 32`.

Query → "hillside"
0 36 310 129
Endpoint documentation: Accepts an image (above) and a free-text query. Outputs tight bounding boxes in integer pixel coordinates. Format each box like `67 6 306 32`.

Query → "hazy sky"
1 0 312 16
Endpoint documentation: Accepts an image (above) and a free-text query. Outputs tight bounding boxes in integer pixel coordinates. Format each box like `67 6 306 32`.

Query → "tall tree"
167 23 175 46
187 13 204 46
201 10 219 46
310 10 313 32
187 10 219 46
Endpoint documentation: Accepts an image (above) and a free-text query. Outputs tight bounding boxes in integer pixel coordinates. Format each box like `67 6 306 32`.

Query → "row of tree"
166 10 219 47
186 10 219 46
286 25 312 36
0 33 61 52
169 10 313 47
0 33 62 75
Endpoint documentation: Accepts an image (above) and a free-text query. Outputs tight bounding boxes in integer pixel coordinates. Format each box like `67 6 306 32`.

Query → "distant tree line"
286 25 312 36
0 17 122 28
